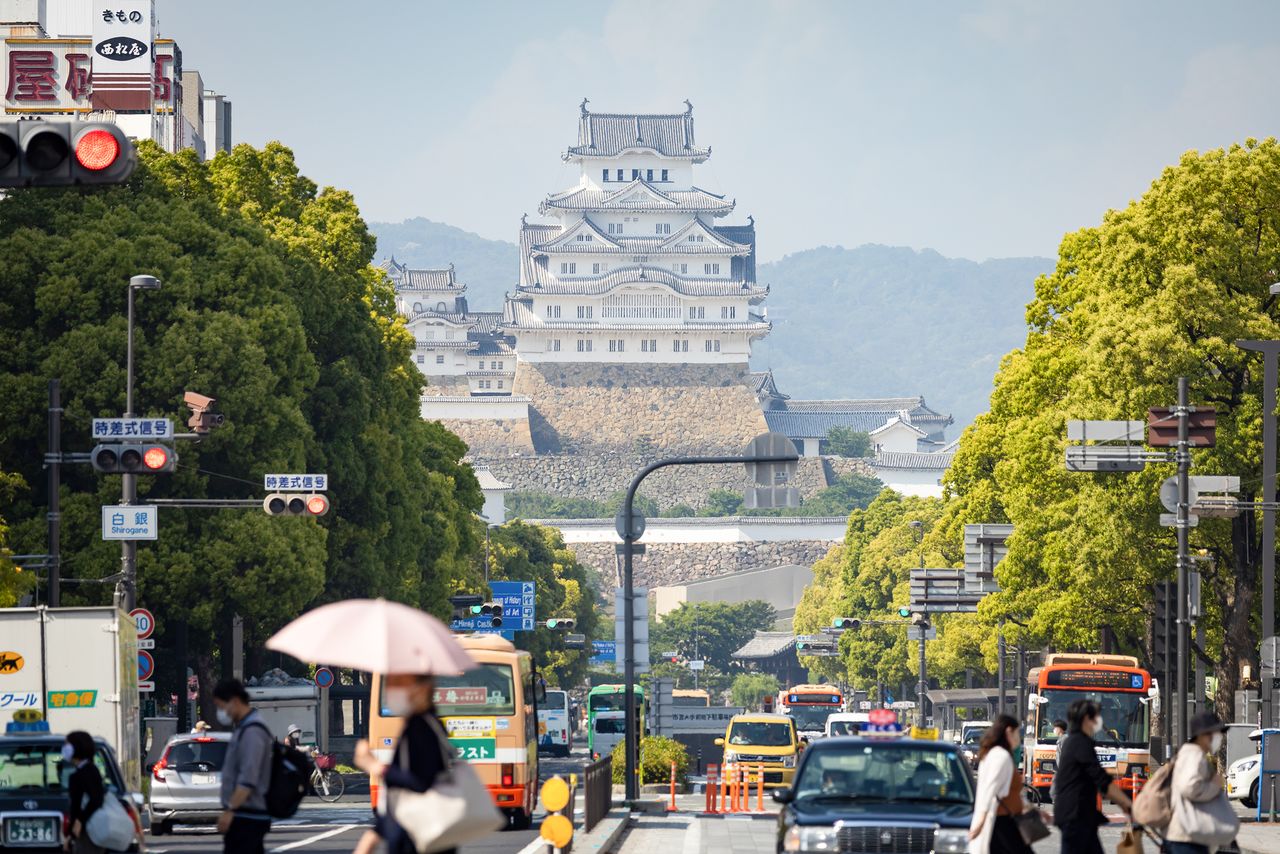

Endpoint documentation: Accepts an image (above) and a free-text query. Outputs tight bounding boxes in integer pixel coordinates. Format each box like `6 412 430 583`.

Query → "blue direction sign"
449 616 515 641
589 640 617 667
490 581 536 632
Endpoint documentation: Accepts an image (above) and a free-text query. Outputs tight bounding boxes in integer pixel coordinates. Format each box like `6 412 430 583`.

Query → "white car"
1226 753 1260 809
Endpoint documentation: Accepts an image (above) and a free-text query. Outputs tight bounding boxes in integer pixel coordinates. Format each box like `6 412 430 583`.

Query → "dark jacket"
222 710 274 819
378 712 451 854
1053 730 1113 827
68 760 105 831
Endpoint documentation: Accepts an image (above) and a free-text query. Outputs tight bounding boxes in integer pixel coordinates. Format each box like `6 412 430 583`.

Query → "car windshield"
795 744 973 804
167 739 227 771
962 730 983 745
544 690 567 711
1036 690 1149 746
0 744 120 795
789 706 834 732
430 664 516 717
828 720 862 737
729 721 793 747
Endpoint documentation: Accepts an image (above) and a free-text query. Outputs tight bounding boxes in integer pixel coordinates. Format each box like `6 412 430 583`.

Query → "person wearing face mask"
1052 699 1132 854
63 731 106 853
1165 712 1239 853
212 678 274 854
352 673 454 854
969 714 1033 854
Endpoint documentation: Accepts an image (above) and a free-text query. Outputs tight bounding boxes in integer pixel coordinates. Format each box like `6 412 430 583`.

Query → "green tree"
699 489 744 516
650 600 776 672
825 426 873 457
730 672 780 709
941 138 1280 718
798 473 885 516
0 469 33 607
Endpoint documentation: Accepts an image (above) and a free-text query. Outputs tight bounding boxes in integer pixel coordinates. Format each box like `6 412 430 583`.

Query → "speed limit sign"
130 608 155 640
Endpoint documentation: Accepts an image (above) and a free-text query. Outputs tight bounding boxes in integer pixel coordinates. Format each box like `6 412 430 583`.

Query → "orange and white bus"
777 683 844 739
1026 653 1156 801
369 634 540 828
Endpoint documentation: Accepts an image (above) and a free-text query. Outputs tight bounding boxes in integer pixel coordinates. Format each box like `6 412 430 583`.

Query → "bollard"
756 763 765 812
705 764 719 814
668 760 678 812
738 764 747 813
720 762 729 813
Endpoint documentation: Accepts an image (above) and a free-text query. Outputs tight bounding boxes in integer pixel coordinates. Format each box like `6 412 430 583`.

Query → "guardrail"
583 754 612 833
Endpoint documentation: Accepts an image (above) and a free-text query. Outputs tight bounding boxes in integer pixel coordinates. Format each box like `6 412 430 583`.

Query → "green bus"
586 684 646 756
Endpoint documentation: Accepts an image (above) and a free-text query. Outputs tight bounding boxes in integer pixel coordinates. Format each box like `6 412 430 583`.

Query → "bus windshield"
544 690 567 710
1037 689 1149 745
431 664 516 717
789 705 835 732
589 691 637 713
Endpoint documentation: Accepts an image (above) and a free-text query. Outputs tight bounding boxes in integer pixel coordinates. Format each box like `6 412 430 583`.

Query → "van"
591 710 626 761
715 713 800 788
538 689 572 757
825 712 869 737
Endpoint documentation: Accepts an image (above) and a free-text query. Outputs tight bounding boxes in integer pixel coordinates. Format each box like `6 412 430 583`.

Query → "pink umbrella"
266 598 476 675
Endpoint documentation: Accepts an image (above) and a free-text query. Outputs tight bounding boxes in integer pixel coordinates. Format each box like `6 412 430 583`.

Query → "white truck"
246 683 320 747
0 606 142 791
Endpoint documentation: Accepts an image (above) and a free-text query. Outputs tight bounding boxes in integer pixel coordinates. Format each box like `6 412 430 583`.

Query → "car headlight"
935 828 969 854
723 750 739 764
782 754 797 768
783 825 838 852
1240 759 1259 772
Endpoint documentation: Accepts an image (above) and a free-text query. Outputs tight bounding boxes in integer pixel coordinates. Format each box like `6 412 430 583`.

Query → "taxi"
716 713 801 788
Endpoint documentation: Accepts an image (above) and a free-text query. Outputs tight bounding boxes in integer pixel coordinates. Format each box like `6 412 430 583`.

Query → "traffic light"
469 602 503 627
0 121 136 187
831 617 861 630
91 443 177 474
262 493 329 517
896 607 911 618
449 595 483 621
545 618 576 632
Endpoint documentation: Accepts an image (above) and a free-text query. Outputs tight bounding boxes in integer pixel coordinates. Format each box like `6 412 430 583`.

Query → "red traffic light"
142 446 169 470
75 128 121 171
306 495 329 516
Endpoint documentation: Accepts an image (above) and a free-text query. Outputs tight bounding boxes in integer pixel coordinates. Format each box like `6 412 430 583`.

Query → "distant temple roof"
872 450 956 471
732 631 796 660
565 100 710 161
761 395 953 442
381 258 465 292
750 371 788 401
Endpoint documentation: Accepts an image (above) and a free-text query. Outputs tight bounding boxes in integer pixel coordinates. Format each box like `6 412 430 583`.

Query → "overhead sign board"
614 588 649 673
963 524 1012 594
264 474 328 491
1064 445 1146 472
491 580 536 631
102 505 157 540
1066 420 1145 442
92 418 171 440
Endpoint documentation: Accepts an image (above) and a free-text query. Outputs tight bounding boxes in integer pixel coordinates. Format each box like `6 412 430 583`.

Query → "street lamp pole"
120 275 160 612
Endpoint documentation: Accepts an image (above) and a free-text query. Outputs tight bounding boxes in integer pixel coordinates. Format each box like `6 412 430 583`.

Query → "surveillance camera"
184 391 216 411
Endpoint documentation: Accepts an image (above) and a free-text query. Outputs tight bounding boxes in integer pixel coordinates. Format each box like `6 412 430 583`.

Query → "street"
143 748 591 853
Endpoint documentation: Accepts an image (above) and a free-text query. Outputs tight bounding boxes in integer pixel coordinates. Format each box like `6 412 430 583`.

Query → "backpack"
244 721 313 819
1132 757 1176 830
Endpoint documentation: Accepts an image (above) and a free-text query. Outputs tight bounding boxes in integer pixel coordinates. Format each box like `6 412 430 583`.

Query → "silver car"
148 731 230 834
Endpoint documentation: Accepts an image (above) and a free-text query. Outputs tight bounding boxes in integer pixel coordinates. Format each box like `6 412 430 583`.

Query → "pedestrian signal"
0 121 136 187
91 443 177 474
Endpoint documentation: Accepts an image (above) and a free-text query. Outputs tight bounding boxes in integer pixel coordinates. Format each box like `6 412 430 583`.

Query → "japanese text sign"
92 418 172 439
264 474 328 491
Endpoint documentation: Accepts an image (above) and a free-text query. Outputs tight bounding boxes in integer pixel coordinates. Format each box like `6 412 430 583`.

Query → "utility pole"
1175 376 1191 746
120 275 160 612
909 520 927 728
997 625 1007 719
47 379 61 607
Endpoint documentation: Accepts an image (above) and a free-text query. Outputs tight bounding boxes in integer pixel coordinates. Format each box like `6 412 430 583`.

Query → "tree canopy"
650 600 777 673
825 426 873 458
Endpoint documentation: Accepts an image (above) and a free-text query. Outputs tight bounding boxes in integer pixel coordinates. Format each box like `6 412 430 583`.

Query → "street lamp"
119 274 160 611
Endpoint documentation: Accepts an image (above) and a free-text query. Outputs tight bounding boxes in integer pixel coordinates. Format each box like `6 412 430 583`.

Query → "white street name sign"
102 505 157 540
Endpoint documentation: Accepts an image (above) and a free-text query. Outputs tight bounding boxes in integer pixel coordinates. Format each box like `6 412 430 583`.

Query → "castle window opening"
551 339 561 352
661 169 669 181
436 355 445 364
602 168 609 183
603 291 681 320
646 169 654 181
416 355 424 364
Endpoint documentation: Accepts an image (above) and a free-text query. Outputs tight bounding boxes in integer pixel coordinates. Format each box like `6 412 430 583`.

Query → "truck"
246 683 320 747
0 606 142 791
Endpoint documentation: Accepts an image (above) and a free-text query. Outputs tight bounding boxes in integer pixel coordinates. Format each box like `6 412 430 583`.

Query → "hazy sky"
157 1 1279 263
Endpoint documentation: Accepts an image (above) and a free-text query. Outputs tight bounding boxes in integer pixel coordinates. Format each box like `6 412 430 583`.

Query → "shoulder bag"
84 794 136 851
386 715 505 853
997 769 1049 844
1175 788 1239 848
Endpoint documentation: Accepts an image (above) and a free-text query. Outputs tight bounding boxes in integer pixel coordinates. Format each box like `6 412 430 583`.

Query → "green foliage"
0 141 481 692
505 490 659 520
825 427 873 458
941 138 1280 715
483 521 599 687
730 672 780 709
650 600 776 673
0 469 34 607
611 734 689 785
700 489 744 516
799 473 885 516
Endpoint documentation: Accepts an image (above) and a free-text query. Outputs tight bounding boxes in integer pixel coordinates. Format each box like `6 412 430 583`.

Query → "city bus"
777 684 844 740
586 684 645 756
368 634 540 829
673 689 711 707
1026 653 1156 801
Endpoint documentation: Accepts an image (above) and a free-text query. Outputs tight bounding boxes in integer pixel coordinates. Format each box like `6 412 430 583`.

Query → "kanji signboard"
102 505 157 541
92 418 172 439
264 474 328 491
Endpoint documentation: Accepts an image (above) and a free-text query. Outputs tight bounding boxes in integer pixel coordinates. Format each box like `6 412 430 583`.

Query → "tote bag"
1175 789 1239 848
84 795 136 851
387 716 505 853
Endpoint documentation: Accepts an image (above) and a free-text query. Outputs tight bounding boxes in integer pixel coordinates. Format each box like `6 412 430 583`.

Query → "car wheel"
152 819 173 836
1244 779 1259 810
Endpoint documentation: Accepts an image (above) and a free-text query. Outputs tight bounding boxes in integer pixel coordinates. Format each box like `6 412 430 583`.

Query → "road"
145 747 591 853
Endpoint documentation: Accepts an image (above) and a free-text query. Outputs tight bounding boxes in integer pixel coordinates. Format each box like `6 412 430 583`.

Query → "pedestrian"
63 730 107 853
1053 699 1132 854
352 673 455 854
1165 711 1240 854
191 720 210 735
1050 719 1068 802
283 723 303 749
212 678 273 854
969 714 1033 854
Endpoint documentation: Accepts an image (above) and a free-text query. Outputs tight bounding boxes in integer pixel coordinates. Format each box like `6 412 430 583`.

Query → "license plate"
192 772 216 784
1098 753 1118 767
5 816 59 844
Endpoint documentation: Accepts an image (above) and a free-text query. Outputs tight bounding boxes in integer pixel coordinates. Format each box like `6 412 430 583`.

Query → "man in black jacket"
1054 699 1132 854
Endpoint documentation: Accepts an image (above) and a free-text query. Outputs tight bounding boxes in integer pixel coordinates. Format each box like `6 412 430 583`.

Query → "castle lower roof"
382 258 464 292
517 264 767 298
872 450 956 471
541 183 734 215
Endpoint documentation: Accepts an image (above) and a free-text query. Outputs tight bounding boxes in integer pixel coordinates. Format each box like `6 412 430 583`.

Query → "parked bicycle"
310 752 345 802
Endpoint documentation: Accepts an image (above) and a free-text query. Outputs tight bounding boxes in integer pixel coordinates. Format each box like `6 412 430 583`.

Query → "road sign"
1148 407 1217 447
137 638 154 650
490 580 536 631
1066 420 1145 442
102 505 157 540
1262 637 1280 674
1065 445 1146 472
1159 513 1199 528
137 681 155 693
615 508 646 541
615 588 649 673
910 568 984 612
906 626 938 641
263 474 328 491
661 650 678 659
130 608 155 639
963 524 1012 594
743 432 800 485
563 633 586 650
1160 476 1239 513
137 650 154 683
689 660 705 671
314 667 334 689
744 485 802 510
91 418 172 440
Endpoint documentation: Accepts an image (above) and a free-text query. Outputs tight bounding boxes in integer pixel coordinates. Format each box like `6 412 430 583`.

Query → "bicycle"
311 752 345 802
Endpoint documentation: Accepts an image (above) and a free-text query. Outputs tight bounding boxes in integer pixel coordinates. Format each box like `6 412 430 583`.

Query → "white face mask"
60 743 75 763
383 687 415 717
215 707 233 727
1210 733 1223 753
1092 717 1105 736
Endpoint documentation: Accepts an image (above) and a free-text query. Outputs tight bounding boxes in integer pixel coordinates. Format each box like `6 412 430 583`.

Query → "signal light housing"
897 607 911 618
832 617 861 630
0 120 137 187
262 492 329 517
470 602 503 627
545 618 576 632
91 442 177 474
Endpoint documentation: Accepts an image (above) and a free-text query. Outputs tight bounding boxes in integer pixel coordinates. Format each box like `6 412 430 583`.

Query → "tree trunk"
1215 513 1258 722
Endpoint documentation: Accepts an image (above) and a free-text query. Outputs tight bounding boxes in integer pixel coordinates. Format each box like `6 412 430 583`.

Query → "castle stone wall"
569 540 838 594
444 419 535 456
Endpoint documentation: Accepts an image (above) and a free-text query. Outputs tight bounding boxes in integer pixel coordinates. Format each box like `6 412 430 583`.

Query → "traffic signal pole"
917 616 927 728
120 281 139 611
1174 377 1191 746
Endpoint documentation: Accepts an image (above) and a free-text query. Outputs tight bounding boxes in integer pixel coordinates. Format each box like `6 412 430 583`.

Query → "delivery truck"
0 606 142 791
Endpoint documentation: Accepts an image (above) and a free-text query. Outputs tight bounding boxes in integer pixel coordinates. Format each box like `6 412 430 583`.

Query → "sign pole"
1175 376 1191 746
